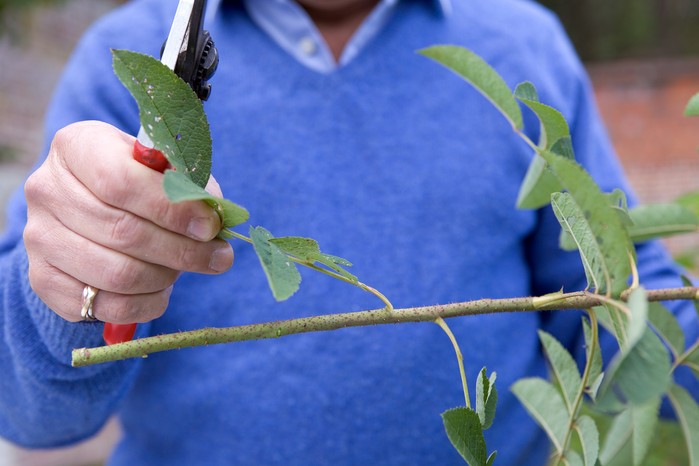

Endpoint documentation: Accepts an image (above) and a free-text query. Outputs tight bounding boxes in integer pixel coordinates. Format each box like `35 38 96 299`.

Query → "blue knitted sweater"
1 1 697 465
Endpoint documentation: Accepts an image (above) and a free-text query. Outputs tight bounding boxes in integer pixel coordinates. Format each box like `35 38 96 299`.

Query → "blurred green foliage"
0 0 66 37
538 0 699 61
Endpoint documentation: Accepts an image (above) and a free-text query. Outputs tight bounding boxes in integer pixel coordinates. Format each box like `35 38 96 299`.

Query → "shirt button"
298 36 317 56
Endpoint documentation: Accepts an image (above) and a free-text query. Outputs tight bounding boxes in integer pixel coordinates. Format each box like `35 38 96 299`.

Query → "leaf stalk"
435 317 470 408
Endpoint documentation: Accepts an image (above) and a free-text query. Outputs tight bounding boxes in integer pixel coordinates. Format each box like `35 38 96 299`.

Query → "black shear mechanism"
164 0 219 101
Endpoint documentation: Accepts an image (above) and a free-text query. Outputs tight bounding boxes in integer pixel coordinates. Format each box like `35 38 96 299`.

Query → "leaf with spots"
112 49 211 188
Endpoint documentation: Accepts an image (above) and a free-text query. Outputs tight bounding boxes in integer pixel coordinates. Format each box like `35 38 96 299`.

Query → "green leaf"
599 409 632 464
560 189 631 252
599 398 659 466
625 287 648 351
517 156 562 209
551 192 624 295
270 237 358 283
163 171 249 232
594 304 628 349
512 378 568 452
486 451 497 466
544 151 634 296
475 368 498 430
515 93 570 150
514 81 539 101
683 344 699 379
607 189 633 226
563 451 584 466
667 384 699 465
686 92 699 117
112 49 211 188
550 137 576 160
513 80 573 210
574 415 599 466
597 327 671 407
676 191 699 218
418 45 523 130
647 302 685 359
269 236 321 261
538 330 581 414
441 407 488 466
249 226 301 302
628 203 698 242
630 397 661 466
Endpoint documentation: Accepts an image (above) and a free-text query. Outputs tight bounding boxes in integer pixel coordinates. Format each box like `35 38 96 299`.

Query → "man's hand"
23 121 233 323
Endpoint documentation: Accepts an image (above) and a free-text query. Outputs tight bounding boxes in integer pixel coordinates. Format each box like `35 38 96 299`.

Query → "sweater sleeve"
523 11 699 403
0 1 171 447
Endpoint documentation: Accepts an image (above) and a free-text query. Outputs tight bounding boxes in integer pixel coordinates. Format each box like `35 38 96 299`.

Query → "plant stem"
434 317 470 408
673 338 699 370
228 230 252 244
72 287 698 367
515 129 540 152
554 309 599 464
595 293 631 348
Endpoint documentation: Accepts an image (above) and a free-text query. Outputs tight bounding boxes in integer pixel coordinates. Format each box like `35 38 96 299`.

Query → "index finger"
56 121 221 241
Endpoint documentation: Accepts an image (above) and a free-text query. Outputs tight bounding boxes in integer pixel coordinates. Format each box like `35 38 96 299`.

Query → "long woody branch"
72 287 699 367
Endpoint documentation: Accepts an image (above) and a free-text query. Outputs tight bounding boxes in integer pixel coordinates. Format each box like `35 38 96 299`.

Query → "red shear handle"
102 140 171 345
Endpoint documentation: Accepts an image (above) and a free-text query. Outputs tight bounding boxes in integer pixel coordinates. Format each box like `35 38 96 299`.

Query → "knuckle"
26 260 49 295
22 221 40 248
149 198 178 227
50 123 86 167
110 302 141 324
109 291 170 324
174 243 204 271
26 262 78 322
103 259 138 292
23 172 42 202
23 220 53 254
24 166 57 208
92 166 130 207
109 211 144 250
145 291 170 321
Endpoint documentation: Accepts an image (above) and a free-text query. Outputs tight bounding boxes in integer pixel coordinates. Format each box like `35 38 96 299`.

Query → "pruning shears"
103 0 219 345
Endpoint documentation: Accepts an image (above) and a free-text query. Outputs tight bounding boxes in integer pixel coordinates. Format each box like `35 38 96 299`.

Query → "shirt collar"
206 0 452 20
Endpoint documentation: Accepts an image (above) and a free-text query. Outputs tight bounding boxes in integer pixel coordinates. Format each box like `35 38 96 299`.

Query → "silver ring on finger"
80 285 99 321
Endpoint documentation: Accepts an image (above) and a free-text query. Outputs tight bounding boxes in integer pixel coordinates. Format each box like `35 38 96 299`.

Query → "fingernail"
209 245 234 273
187 216 215 241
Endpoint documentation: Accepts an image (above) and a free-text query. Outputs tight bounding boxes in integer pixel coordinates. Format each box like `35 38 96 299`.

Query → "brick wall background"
0 1 698 465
